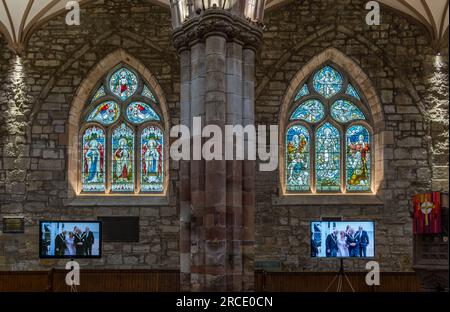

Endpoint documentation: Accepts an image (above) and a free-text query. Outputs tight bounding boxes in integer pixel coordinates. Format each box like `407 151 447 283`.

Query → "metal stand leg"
325 259 356 292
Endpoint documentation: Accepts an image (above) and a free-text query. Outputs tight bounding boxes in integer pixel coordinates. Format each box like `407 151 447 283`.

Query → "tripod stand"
325 258 355 292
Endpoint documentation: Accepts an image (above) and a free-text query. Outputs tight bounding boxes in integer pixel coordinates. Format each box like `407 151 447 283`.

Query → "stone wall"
0 0 180 270
254 0 449 272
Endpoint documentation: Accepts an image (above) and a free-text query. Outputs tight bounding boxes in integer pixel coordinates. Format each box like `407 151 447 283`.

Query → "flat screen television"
310 221 375 258
39 221 102 259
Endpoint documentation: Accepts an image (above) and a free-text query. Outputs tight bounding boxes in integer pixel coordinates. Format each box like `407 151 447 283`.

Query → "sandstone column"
172 7 264 292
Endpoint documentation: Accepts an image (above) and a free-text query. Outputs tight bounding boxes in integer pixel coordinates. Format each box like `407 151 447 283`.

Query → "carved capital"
172 10 264 52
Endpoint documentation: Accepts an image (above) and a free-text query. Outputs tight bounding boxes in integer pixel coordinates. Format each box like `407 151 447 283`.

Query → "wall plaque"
2 217 25 233
97 216 140 242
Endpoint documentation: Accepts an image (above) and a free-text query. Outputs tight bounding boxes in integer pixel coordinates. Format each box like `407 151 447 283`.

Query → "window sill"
272 194 384 206
65 195 171 207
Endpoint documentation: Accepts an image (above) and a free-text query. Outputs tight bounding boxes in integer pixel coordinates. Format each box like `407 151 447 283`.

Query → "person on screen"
325 229 338 257
84 226 95 256
357 226 370 257
64 232 76 256
347 227 360 257
54 230 67 256
337 230 349 257
74 227 85 256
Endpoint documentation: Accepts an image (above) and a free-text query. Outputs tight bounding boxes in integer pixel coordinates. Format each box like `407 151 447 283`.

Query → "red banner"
413 192 441 234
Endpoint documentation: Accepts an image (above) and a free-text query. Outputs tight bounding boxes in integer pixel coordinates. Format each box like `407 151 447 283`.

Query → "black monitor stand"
325 258 355 292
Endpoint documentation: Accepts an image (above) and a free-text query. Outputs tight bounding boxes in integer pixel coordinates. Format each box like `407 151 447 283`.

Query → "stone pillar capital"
172 10 264 53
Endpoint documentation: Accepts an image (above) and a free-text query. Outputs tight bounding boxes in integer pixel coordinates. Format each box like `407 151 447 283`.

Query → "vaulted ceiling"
0 0 448 53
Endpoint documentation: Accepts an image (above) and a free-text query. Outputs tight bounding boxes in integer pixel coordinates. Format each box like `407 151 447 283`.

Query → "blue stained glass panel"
291 99 325 123
346 125 371 191
331 100 365 123
313 66 343 98
82 126 105 192
90 85 106 103
141 126 164 192
111 123 134 192
346 84 361 100
87 101 119 125
294 84 309 101
142 85 158 103
286 125 310 191
109 68 138 101
126 102 160 124
315 123 341 191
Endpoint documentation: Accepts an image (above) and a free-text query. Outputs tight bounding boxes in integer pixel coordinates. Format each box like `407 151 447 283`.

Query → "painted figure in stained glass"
286 126 310 191
112 124 134 192
110 68 138 101
141 127 164 192
331 100 365 123
127 102 160 124
82 126 105 192
313 66 343 98
346 125 370 191
316 123 340 191
87 101 119 125
291 99 325 123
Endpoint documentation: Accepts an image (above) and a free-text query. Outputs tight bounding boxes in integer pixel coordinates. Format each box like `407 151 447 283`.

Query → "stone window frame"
277 48 387 205
67 50 170 206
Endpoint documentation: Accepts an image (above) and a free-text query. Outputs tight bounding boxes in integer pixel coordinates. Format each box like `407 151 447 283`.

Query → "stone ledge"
272 194 384 206
65 196 171 207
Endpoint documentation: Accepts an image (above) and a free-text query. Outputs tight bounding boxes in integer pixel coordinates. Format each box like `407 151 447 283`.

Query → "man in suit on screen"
357 226 370 257
84 226 95 256
325 229 338 257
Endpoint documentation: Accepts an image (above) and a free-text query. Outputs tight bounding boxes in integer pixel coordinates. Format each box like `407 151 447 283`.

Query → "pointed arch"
279 48 385 195
68 49 170 198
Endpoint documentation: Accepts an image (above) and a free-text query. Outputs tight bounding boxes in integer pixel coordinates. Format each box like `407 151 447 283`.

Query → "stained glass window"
291 99 325 123
331 100 365 123
82 126 105 192
294 84 309 102
142 85 158 103
111 123 135 192
315 123 341 191
346 125 371 191
81 65 166 195
141 126 164 192
346 84 361 100
126 102 160 124
313 66 343 98
109 68 138 101
90 85 106 103
286 125 310 191
87 101 119 125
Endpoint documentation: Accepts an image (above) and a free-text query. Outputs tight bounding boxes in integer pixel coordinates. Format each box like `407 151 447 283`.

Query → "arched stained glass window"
80 65 166 194
286 125 310 191
109 68 138 101
331 100 365 123
315 123 341 191
313 66 343 98
87 101 120 125
346 125 371 191
141 126 164 192
82 126 105 192
291 99 325 123
284 64 372 194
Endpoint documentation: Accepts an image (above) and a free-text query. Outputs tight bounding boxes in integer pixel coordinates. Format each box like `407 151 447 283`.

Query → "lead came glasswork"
82 126 105 192
315 123 341 191
111 123 135 192
313 66 343 98
142 85 158 103
90 85 106 103
109 67 138 101
331 99 365 123
286 125 310 191
346 125 371 191
126 102 160 124
141 126 164 192
346 84 361 100
87 101 119 125
294 84 309 102
291 99 325 123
